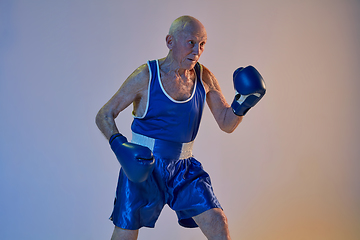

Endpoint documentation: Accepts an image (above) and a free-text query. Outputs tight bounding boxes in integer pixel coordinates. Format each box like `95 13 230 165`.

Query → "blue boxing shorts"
110 132 222 230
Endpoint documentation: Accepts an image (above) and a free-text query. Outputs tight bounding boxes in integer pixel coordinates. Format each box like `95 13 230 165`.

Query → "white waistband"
131 132 194 160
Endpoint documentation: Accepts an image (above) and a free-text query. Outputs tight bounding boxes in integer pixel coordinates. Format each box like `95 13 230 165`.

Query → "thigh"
111 226 139 240
111 168 165 229
193 208 231 240
168 158 222 228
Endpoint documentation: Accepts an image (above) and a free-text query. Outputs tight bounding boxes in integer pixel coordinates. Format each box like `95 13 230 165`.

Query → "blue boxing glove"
231 66 266 116
109 133 155 183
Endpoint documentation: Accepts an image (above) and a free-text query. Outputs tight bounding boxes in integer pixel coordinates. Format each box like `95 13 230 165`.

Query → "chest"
159 72 196 101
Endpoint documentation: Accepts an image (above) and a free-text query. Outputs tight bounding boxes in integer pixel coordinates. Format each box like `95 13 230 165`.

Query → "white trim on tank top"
133 59 206 119
155 59 197 104
132 61 153 119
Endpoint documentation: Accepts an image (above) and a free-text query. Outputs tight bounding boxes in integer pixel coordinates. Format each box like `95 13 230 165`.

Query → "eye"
188 40 194 46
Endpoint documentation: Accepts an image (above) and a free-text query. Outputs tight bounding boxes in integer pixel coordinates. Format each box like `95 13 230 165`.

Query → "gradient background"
1 0 359 239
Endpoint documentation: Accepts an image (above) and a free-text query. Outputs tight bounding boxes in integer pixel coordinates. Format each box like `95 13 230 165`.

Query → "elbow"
220 125 236 134
95 109 103 129
95 108 111 130
219 115 243 133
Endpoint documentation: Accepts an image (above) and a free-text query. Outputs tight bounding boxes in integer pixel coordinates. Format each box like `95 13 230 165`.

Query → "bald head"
165 16 207 70
168 15 206 40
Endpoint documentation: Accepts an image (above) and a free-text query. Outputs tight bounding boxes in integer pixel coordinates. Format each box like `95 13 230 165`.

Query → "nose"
192 43 201 55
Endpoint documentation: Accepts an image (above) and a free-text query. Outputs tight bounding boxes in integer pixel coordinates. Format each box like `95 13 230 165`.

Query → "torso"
131 59 206 143
158 68 196 101
133 60 198 117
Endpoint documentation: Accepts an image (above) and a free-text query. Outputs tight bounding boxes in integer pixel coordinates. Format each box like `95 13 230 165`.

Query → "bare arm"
95 64 149 140
202 65 243 133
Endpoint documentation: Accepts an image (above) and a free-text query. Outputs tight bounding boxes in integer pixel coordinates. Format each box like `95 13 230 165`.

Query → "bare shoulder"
106 62 150 114
114 63 150 102
200 64 221 93
123 63 150 91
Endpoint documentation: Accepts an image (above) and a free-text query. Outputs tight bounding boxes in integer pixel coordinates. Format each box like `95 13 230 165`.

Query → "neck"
160 52 190 77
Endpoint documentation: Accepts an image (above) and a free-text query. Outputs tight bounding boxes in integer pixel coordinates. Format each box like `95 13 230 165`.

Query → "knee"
194 208 231 239
111 226 138 240
211 209 229 228
195 208 229 230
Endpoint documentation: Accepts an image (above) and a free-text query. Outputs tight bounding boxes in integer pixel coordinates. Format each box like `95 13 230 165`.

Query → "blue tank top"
131 59 206 143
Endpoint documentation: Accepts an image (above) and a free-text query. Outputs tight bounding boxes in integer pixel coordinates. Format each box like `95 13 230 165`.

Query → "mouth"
187 58 197 63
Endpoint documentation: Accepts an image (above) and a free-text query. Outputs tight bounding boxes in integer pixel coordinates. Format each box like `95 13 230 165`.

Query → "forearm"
218 106 243 133
95 108 120 140
206 89 243 133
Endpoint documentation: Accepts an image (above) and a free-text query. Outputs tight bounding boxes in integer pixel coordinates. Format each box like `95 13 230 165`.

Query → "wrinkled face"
168 23 207 70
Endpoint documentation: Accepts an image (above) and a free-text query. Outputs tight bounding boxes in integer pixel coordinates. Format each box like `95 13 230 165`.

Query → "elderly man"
96 15 266 240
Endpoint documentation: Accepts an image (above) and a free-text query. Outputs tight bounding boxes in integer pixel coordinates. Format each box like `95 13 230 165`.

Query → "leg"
193 208 231 240
111 226 139 240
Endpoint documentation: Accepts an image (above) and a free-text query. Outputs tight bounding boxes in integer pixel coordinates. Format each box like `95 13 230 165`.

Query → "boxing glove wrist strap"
109 133 127 145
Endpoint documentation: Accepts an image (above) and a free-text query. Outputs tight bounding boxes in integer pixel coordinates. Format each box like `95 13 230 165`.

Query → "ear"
166 34 173 50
